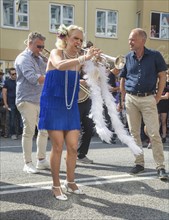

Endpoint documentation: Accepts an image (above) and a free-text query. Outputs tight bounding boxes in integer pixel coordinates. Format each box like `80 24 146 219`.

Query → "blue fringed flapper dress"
38 69 81 130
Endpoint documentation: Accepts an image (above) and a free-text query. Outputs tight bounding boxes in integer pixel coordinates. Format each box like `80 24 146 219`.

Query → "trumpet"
79 47 126 70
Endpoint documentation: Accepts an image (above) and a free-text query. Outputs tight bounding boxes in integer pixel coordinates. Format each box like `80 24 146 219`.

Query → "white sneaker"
23 162 38 174
11 135 17 140
147 143 152 149
36 159 50 170
77 156 93 164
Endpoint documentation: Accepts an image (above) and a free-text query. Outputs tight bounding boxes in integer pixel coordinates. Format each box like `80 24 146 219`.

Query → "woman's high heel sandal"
63 180 85 195
52 186 68 200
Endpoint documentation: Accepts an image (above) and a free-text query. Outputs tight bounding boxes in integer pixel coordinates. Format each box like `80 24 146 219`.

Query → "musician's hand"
117 103 122 112
94 48 102 57
117 100 125 112
85 47 102 61
111 68 120 76
80 79 87 87
121 101 126 110
38 75 45 84
85 46 95 60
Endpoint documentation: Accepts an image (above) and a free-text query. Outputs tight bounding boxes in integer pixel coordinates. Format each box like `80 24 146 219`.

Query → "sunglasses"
11 73 16 76
37 45 45 49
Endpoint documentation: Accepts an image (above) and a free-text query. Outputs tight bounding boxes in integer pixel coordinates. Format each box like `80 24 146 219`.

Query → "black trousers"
77 99 94 159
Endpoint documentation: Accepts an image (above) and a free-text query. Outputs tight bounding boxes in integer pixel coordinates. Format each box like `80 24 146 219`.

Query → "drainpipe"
84 0 88 46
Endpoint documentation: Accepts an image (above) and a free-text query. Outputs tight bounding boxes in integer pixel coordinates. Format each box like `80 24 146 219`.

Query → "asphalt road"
0 135 169 220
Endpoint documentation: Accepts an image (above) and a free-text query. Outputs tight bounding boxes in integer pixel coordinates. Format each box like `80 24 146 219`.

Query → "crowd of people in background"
0 63 169 146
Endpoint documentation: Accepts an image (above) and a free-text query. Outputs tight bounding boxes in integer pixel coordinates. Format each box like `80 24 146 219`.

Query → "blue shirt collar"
132 47 150 58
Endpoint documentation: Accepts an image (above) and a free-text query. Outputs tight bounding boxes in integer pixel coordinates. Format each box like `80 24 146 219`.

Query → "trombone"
24 39 50 61
79 47 126 70
78 83 90 103
40 48 50 62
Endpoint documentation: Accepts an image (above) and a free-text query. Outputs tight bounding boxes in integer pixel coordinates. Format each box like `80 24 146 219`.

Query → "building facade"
0 0 169 73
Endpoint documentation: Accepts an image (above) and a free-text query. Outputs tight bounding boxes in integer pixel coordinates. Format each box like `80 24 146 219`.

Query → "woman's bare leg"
65 130 80 190
48 130 64 195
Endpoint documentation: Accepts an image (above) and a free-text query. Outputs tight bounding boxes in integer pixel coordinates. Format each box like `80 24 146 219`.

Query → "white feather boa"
83 61 142 156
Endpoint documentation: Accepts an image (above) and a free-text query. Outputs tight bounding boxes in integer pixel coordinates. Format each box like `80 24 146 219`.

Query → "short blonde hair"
55 24 84 49
131 28 147 40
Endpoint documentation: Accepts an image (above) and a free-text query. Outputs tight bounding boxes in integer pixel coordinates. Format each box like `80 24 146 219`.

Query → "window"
1 0 29 29
150 12 169 40
96 9 118 38
50 4 74 32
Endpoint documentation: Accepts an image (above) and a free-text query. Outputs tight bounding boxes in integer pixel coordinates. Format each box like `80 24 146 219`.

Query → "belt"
126 91 155 97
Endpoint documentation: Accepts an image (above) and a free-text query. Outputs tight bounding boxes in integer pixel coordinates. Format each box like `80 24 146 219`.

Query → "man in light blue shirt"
15 32 49 174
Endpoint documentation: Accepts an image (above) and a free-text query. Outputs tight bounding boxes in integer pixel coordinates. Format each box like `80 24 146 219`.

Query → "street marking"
0 172 158 195
0 145 22 149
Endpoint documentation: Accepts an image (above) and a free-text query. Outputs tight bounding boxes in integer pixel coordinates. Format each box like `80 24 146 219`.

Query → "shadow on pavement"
1 180 169 220
0 209 51 220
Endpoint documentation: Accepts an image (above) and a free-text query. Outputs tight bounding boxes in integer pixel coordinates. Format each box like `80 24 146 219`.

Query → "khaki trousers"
125 94 165 170
17 101 48 163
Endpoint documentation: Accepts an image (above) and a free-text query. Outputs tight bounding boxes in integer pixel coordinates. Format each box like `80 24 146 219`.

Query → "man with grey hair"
120 28 168 180
15 32 49 174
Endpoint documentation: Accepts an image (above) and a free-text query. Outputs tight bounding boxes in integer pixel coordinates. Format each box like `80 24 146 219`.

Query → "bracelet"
78 55 86 65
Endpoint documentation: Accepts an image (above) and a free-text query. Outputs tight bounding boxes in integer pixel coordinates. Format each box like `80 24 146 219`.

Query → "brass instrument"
79 47 126 70
78 47 126 102
78 83 90 103
24 39 50 61
41 48 50 58
39 48 50 62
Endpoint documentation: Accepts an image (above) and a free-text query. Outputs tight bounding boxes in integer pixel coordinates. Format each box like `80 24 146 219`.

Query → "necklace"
63 51 78 110
63 50 78 59
65 68 78 110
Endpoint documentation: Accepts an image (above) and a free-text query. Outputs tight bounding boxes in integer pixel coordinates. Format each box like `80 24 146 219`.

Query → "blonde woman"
39 24 100 200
